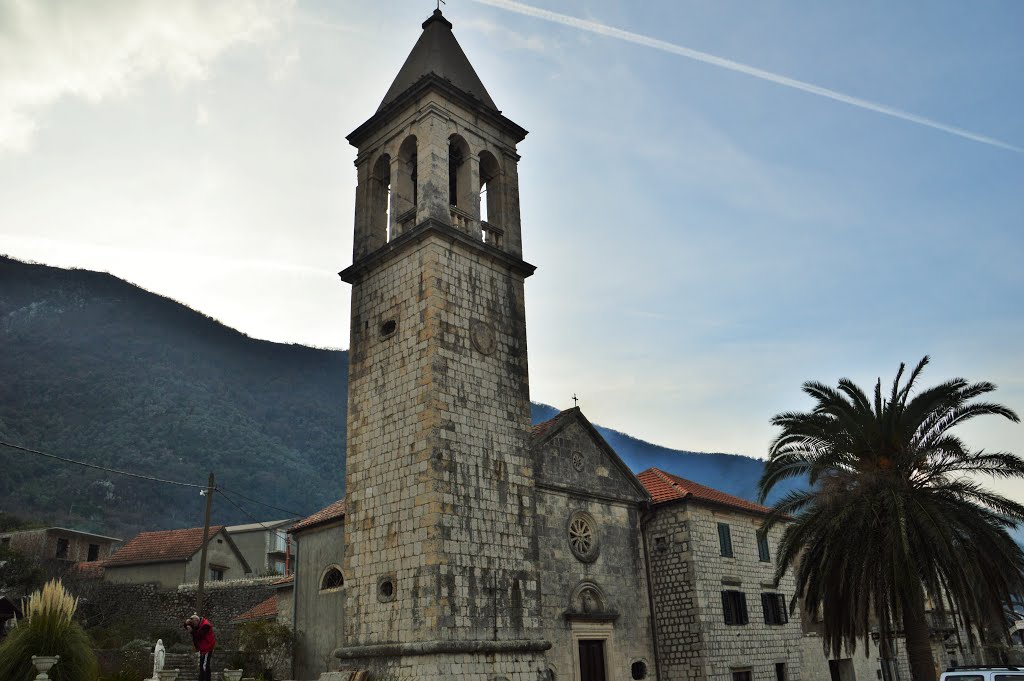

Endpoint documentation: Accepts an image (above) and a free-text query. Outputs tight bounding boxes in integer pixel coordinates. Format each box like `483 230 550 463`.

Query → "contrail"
468 0 1022 153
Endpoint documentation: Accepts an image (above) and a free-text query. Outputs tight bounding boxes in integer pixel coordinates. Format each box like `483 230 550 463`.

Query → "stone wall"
0 528 117 563
646 504 706 681
67 575 278 649
647 502 803 681
533 413 657 681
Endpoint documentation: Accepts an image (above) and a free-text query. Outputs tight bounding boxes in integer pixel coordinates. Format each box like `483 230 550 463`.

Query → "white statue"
151 639 165 681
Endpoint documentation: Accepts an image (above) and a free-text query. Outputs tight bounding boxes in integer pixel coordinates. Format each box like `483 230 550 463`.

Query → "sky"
1 0 1022 498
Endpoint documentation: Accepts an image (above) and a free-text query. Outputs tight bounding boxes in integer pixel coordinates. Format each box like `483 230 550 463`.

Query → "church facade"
313 10 813 681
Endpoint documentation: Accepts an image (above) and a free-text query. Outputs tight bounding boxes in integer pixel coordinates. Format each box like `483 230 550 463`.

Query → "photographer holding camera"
184 614 216 681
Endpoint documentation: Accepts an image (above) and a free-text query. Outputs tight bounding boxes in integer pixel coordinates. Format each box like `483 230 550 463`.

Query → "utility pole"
196 472 215 616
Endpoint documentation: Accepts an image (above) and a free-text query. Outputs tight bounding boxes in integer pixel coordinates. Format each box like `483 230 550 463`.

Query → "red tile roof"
637 468 774 516
529 408 576 444
289 499 346 534
232 595 277 623
271 574 294 587
105 526 225 566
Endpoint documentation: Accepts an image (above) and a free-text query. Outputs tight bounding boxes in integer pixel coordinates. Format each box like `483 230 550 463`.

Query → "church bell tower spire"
337 10 549 679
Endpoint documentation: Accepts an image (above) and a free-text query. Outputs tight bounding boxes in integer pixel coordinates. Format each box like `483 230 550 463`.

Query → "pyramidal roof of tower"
378 10 497 113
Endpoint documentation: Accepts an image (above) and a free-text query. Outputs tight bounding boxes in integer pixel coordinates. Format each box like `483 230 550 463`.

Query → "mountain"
0 256 347 536
0 256 781 538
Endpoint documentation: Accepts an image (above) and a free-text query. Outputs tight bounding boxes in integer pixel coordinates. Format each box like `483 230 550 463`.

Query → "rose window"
567 512 599 562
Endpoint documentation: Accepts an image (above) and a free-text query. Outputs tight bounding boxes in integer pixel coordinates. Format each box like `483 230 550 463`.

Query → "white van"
940 668 1024 681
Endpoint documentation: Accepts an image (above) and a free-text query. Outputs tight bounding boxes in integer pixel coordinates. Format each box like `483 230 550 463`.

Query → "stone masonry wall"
67 576 277 649
647 504 705 681
343 229 542 658
537 490 657 681
533 415 657 681
647 502 804 681
686 504 803 681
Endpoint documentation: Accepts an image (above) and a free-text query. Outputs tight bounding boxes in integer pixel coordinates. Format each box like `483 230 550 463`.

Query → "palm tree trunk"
902 587 938 681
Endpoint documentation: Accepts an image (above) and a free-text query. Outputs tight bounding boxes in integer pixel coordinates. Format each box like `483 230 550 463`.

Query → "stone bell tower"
337 10 549 679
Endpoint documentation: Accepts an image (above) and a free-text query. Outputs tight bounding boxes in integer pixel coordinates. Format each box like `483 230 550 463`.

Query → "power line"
0 439 206 488
215 488 292 544
216 483 310 519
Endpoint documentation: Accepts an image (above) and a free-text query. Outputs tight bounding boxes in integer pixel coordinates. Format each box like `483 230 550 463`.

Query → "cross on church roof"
573 394 579 408
436 0 445 10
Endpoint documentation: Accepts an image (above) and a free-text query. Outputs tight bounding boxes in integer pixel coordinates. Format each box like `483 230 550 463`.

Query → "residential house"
0 527 120 566
226 519 296 576
104 526 250 590
639 467 804 681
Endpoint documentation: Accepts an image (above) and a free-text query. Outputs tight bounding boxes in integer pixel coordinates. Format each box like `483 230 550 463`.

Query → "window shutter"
757 530 770 562
778 593 788 624
722 591 734 625
738 592 748 624
718 523 733 557
761 592 771 623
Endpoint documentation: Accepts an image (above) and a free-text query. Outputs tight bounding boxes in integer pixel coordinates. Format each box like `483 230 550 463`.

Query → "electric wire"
215 483 310 519
0 439 206 488
215 487 294 546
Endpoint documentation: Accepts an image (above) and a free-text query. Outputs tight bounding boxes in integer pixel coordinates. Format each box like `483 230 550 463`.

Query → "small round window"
380 319 397 338
377 573 396 603
631 660 648 679
319 566 343 591
567 511 599 563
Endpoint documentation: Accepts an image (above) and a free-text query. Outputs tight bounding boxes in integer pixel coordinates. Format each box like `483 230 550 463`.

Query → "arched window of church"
392 135 418 236
370 153 391 242
479 151 503 248
320 565 344 591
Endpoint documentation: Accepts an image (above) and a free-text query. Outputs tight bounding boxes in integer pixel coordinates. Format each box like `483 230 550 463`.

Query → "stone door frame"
570 621 617 681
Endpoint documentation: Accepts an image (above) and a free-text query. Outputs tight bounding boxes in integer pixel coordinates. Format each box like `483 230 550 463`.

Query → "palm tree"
759 357 1024 681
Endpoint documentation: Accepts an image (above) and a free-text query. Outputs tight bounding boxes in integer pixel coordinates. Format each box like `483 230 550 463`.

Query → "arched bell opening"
448 134 476 233
392 135 418 236
369 153 392 244
479 150 503 248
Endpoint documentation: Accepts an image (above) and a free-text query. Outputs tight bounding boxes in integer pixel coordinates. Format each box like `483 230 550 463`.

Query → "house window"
209 566 225 581
757 530 770 562
653 536 668 554
718 523 733 557
776 663 788 681
733 670 753 681
87 544 100 561
721 590 748 625
762 592 789 625
320 566 344 591
55 538 69 559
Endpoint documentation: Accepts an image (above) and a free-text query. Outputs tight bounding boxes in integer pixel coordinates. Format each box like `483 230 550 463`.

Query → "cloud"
469 0 1022 153
0 0 294 152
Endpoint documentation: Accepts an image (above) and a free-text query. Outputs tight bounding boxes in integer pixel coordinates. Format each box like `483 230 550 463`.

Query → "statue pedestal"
31 656 59 681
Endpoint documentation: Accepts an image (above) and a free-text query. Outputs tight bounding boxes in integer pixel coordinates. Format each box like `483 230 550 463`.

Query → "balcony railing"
450 205 473 232
481 221 503 249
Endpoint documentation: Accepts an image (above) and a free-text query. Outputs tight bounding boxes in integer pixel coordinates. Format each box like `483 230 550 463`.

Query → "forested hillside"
1 256 785 538
0 256 346 536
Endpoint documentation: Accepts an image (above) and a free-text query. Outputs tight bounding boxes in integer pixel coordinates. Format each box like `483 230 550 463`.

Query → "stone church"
295 9 818 681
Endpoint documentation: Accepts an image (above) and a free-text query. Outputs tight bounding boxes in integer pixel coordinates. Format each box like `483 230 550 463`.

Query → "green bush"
235 620 295 681
0 580 99 681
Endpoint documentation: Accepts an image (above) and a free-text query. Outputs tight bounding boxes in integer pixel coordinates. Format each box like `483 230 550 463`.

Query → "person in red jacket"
184 614 216 681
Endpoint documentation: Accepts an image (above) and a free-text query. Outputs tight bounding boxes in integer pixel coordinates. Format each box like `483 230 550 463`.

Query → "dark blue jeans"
198 652 212 681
